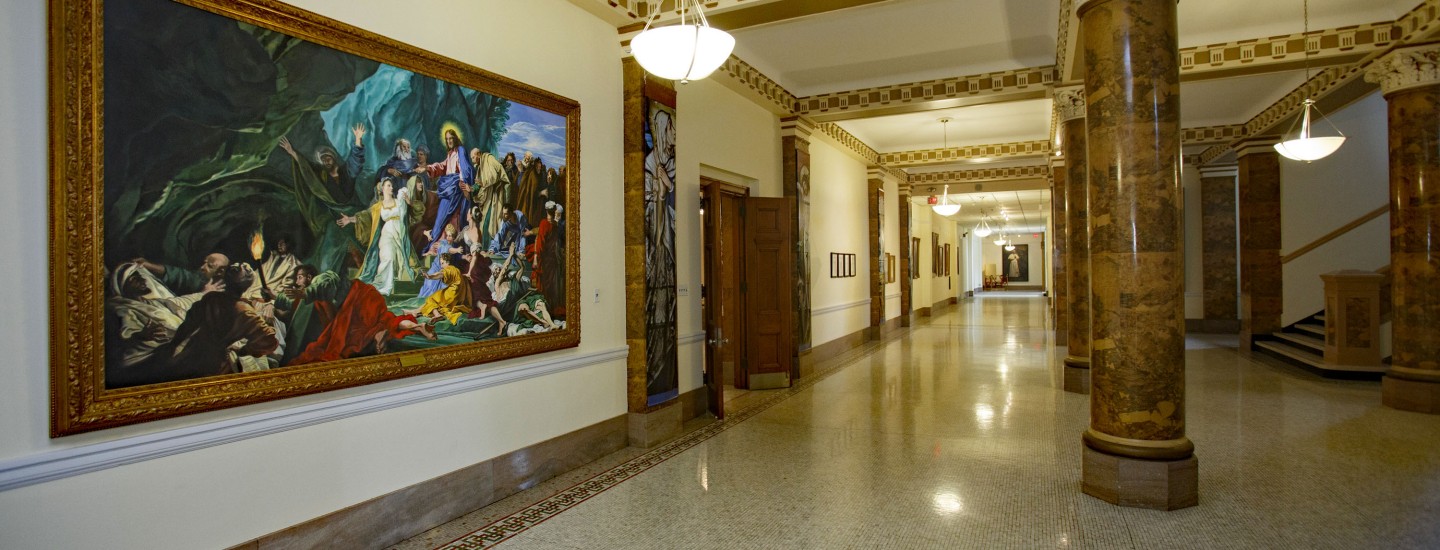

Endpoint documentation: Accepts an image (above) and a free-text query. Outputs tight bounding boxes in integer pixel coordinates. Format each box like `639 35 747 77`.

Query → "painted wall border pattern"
816 122 881 164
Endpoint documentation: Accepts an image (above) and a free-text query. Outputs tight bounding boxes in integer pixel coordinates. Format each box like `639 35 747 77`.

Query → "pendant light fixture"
971 196 994 237
1004 242 1016 252
630 0 736 83
993 233 1008 247
930 118 961 216
1273 0 1346 162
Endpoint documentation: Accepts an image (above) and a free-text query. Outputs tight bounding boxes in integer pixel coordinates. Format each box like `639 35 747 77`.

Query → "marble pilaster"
781 116 816 367
621 59 680 444
1199 164 1240 334
1078 0 1196 510
1051 157 1068 347
898 186 914 327
867 169 886 334
1236 138 1283 350
1058 85 1091 394
1366 45 1440 414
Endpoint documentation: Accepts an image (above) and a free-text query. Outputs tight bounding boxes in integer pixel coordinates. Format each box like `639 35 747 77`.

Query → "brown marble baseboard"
802 328 869 373
917 306 933 317
230 414 628 550
677 385 709 421
1186 318 1240 334
628 402 682 448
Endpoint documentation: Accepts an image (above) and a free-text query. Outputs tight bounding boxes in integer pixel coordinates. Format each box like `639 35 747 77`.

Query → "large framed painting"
50 0 581 435
1006 244 1030 282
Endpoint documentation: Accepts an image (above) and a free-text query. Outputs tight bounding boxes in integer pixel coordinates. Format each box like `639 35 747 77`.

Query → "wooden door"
701 180 749 417
743 196 794 389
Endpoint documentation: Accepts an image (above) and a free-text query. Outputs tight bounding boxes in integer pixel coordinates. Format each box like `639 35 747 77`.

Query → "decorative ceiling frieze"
719 55 800 115
908 165 1050 185
793 66 1056 121
1180 124 1246 146
815 122 880 165
1179 21 1396 81
880 141 1052 168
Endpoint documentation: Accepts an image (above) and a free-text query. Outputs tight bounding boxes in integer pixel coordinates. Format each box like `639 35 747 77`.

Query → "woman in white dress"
358 177 418 295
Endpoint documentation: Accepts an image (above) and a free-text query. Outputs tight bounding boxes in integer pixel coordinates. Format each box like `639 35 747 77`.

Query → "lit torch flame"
249 228 265 261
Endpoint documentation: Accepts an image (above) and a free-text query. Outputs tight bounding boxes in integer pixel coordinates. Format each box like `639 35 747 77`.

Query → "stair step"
1294 323 1325 337
1274 331 1325 353
1255 340 1325 368
1253 340 1390 378
1314 314 1327 323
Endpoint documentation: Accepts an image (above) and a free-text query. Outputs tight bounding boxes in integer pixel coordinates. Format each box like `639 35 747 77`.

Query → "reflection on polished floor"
397 296 1440 549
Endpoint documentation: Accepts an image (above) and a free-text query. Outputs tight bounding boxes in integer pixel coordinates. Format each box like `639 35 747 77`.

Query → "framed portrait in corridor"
48 0 581 435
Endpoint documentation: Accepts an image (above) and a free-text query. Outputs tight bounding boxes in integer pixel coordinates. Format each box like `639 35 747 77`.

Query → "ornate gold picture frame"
50 0 581 436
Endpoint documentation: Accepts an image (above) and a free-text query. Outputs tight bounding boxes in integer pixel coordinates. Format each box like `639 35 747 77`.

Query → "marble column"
1199 164 1240 334
1051 156 1069 347
899 186 914 327
867 168 886 338
1235 138 1283 350
1366 45 1440 414
1078 0 1196 510
781 117 815 375
1057 85 1090 394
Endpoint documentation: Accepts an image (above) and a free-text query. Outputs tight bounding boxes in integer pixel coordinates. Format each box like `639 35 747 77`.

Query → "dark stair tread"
1273 331 1324 353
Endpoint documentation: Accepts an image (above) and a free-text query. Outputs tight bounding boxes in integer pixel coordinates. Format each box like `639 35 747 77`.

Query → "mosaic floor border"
434 338 893 549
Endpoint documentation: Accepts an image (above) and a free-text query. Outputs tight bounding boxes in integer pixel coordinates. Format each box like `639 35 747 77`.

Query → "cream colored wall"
911 203 933 308
807 138 872 345
1280 92 1390 327
0 1 628 548
927 212 960 306
675 77 783 393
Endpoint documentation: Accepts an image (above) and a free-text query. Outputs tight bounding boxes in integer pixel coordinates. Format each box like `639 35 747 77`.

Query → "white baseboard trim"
812 298 871 316
0 346 630 493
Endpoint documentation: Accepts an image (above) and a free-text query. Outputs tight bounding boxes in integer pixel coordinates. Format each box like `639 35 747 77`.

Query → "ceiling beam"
1179 21 1396 82
880 141 1052 168
909 165 1051 186
794 66 1056 122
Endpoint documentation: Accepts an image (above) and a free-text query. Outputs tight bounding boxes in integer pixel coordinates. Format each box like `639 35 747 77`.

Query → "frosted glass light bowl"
631 25 735 82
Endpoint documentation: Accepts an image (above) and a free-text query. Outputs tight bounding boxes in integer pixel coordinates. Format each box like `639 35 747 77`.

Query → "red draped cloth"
291 280 417 365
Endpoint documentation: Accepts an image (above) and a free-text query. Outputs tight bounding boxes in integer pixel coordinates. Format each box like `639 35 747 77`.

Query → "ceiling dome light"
974 219 994 238
1004 242 1016 251
630 1 735 83
993 234 1008 247
932 184 961 216
1274 100 1345 161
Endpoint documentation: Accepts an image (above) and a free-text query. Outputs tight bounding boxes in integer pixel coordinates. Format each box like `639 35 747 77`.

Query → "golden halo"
439 122 464 146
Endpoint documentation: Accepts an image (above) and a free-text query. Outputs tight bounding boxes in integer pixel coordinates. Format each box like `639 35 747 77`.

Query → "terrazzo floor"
392 296 1440 549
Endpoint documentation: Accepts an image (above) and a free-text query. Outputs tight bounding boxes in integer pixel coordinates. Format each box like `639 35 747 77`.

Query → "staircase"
1253 312 1387 380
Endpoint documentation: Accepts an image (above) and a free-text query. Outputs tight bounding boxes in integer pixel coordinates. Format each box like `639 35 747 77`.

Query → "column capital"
779 115 817 141
1197 164 1238 178
1365 44 1440 96
1234 136 1282 159
1055 85 1086 121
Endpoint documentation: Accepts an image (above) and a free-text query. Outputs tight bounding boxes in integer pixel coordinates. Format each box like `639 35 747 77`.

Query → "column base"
627 403 681 448
1082 445 1198 511
1062 356 1090 394
1382 375 1440 414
